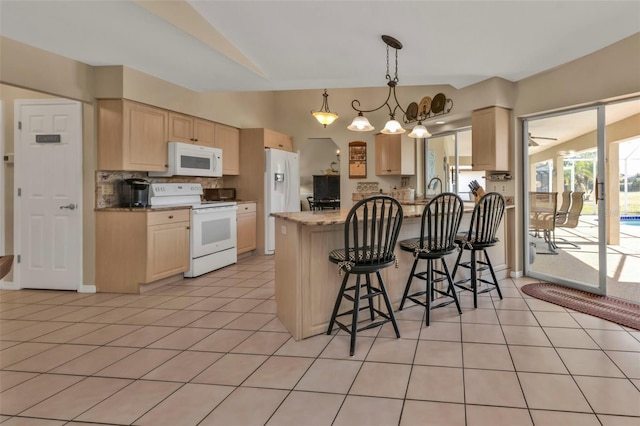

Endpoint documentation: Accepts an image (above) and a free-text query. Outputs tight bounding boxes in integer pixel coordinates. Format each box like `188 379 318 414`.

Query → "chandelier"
311 89 339 127
348 35 431 138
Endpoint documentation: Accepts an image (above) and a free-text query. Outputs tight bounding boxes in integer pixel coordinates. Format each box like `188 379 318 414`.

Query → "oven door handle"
192 206 238 214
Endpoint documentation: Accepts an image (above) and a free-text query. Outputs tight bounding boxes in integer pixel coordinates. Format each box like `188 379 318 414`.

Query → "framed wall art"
348 141 367 178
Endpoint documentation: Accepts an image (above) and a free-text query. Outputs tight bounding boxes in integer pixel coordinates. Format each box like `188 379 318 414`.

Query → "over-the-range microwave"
149 142 223 177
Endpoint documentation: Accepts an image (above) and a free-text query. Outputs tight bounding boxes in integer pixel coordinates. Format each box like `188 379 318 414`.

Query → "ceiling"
527 99 640 154
1 1 639 93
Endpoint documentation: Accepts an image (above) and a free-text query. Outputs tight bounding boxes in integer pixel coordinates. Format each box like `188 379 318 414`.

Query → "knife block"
473 187 486 203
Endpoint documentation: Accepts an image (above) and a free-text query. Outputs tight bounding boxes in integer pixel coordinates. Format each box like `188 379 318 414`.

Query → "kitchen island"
272 203 509 340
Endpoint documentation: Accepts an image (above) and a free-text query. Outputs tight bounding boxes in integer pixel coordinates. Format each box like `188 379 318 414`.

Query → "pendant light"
407 122 431 138
311 89 339 127
348 35 439 138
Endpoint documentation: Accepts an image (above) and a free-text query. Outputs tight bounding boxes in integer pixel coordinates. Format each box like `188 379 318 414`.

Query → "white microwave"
150 142 223 177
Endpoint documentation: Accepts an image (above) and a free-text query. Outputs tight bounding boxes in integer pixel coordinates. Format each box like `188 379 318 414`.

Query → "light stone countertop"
272 202 478 226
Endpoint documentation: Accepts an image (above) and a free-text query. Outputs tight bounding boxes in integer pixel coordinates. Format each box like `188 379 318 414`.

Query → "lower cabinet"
237 202 257 255
96 209 190 293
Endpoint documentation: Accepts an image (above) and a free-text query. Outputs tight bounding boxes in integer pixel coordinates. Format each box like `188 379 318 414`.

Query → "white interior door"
15 99 82 290
1 101 4 260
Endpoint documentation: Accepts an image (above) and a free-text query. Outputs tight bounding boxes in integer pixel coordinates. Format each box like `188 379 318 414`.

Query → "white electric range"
149 183 237 277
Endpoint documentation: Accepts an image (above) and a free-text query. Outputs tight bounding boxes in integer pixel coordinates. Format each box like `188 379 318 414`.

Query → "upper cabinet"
263 129 294 152
375 133 415 176
471 106 511 171
98 99 169 172
168 112 216 148
215 124 240 175
99 99 240 175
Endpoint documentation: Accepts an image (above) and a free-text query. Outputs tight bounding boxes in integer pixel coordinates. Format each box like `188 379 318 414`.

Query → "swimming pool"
621 215 640 226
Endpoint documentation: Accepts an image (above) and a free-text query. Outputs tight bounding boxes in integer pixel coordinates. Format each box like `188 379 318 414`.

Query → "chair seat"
329 247 395 270
399 238 456 258
455 236 498 250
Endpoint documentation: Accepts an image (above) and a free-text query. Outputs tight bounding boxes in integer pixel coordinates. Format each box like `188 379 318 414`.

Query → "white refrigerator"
265 149 300 255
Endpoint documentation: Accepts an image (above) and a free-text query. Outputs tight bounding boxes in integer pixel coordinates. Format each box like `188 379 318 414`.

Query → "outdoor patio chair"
555 191 572 225
555 192 585 248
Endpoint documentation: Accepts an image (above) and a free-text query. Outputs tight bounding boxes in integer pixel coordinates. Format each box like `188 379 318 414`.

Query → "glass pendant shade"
312 111 339 127
347 115 375 131
381 119 406 134
311 89 338 128
408 123 431 138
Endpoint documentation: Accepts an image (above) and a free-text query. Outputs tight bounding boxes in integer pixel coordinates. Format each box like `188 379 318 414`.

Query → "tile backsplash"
95 171 224 208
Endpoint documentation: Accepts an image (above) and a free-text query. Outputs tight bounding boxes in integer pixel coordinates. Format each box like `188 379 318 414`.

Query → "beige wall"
0 37 95 103
2 30 639 287
96 65 277 129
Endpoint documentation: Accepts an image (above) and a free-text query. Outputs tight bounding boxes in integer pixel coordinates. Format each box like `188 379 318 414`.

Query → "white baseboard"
0 281 19 290
510 270 524 278
79 284 96 293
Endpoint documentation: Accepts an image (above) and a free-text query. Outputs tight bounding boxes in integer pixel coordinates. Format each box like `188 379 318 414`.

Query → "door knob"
59 203 77 210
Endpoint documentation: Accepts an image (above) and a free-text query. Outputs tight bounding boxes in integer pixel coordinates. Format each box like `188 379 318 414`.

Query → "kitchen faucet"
428 177 443 194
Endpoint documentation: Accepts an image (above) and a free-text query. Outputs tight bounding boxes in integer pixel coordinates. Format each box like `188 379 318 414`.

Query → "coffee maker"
121 178 150 208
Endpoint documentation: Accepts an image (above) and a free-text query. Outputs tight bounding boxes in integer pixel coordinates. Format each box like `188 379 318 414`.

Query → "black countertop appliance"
121 178 150 208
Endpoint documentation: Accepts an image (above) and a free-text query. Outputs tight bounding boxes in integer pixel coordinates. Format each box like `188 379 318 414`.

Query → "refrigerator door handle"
284 159 290 209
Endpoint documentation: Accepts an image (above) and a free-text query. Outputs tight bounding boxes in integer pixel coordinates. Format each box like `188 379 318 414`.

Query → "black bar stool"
398 193 464 326
452 192 506 308
327 195 403 356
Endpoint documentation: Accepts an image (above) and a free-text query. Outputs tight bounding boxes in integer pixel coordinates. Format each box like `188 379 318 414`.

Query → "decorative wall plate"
431 93 446 113
418 96 432 116
406 102 419 120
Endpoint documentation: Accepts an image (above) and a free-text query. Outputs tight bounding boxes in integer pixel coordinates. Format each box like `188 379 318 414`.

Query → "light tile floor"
1 254 639 425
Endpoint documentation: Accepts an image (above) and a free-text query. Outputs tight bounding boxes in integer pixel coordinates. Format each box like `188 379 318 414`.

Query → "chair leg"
442 259 462 314
452 248 464 282
484 250 503 300
376 271 400 338
350 273 361 356
400 257 419 310
471 250 478 308
425 260 433 326
327 272 350 335
364 273 376 321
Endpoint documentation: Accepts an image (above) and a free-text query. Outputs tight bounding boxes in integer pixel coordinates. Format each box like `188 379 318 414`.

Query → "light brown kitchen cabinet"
214 124 240 175
471 106 511 171
98 99 169 172
168 112 193 144
168 112 217 148
263 129 294 152
375 133 415 175
236 202 257 255
96 209 190 293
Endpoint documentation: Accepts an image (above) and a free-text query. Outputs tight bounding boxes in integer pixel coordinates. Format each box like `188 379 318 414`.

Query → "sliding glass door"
524 98 640 302
524 107 603 293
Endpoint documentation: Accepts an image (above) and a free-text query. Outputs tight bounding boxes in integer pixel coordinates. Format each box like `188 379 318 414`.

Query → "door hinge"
18 121 22 130
17 255 21 264
17 188 21 197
